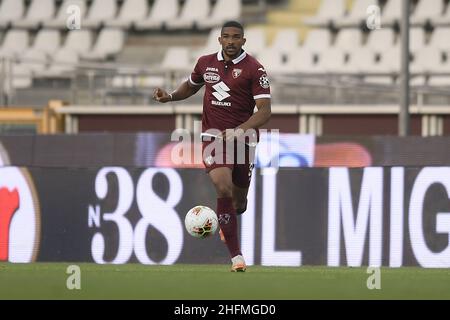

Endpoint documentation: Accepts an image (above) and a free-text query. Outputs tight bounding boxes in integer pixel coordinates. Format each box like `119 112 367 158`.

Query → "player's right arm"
153 80 202 103
153 57 205 103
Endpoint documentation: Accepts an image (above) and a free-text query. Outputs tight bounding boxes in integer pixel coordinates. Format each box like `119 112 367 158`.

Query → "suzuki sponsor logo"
212 81 231 102
203 72 220 84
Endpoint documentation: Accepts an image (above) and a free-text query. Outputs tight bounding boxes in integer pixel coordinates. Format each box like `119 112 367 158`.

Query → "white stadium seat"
410 28 426 52
434 3 450 26
381 0 403 26
258 49 293 75
302 29 331 52
335 0 378 28
242 27 266 56
0 29 29 57
429 27 450 51
105 0 148 29
161 47 191 71
82 0 117 29
60 29 93 56
81 28 125 61
29 29 61 57
334 29 363 52
269 28 300 54
0 0 25 29
16 49 47 73
411 0 444 26
303 0 346 27
12 64 33 88
319 48 349 73
13 0 56 29
347 47 377 73
291 48 326 73
192 27 221 59
38 48 79 77
365 29 396 53
363 47 399 84
166 0 210 30
135 0 179 30
44 0 88 29
410 47 443 73
197 0 242 30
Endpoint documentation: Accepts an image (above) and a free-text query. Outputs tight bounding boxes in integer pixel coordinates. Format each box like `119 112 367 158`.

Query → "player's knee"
215 183 232 198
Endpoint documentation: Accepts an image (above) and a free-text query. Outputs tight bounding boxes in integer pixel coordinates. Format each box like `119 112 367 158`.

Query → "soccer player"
153 21 271 272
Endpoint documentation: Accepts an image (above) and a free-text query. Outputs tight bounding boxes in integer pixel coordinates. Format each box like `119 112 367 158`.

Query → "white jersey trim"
253 94 271 100
189 75 204 86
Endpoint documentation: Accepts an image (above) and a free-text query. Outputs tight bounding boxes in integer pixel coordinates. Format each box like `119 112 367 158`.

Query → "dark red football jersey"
189 50 271 132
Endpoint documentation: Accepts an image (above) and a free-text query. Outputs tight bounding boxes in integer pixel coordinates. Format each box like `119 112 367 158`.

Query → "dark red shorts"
202 139 256 189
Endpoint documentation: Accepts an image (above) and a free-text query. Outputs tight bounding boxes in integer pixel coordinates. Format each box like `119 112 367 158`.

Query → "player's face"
219 27 246 59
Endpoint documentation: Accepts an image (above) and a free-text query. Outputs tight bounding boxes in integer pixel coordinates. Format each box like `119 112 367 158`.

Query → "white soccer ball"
185 206 218 238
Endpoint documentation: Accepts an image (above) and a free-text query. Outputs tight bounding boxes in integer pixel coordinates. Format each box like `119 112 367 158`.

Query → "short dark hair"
221 21 244 34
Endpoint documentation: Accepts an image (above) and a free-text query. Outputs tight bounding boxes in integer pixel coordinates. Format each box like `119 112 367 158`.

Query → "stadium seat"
334 29 363 52
192 27 221 59
410 0 444 26
197 0 242 30
290 48 326 73
303 0 346 27
242 27 267 56
429 27 450 51
268 28 300 54
347 47 377 73
409 28 426 52
82 0 117 29
411 47 442 73
434 2 450 26
13 0 56 29
166 0 210 30
335 0 378 28
161 47 191 71
37 48 79 77
0 0 25 29
0 29 29 57
44 0 88 29
12 64 33 88
29 29 61 57
301 29 331 52
105 0 148 29
16 50 47 73
363 47 399 84
365 29 396 53
319 48 349 73
135 0 178 30
81 28 125 61
381 0 403 26
258 49 293 75
60 29 93 56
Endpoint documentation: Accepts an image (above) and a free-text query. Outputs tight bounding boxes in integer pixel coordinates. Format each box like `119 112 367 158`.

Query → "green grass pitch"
1 263 450 300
